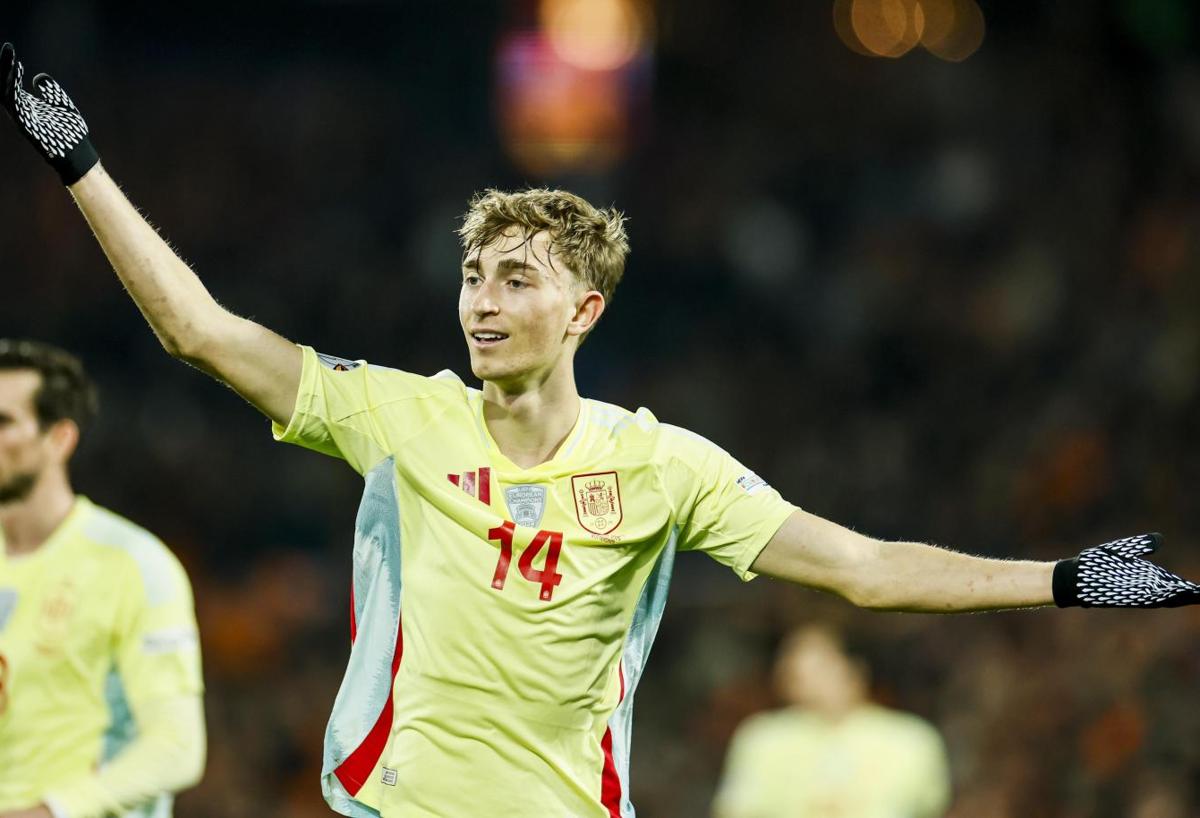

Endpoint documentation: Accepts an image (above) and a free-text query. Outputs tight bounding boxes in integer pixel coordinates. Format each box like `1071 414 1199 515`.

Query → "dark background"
4 1 1200 815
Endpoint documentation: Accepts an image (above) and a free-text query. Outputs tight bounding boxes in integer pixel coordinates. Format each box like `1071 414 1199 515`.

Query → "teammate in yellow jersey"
714 625 951 818
4 41 1200 818
0 340 205 818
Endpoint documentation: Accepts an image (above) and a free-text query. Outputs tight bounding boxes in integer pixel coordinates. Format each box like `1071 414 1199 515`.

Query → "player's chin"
469 354 515 382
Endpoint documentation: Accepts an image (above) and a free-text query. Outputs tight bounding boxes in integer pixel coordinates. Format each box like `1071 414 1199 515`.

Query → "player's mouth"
470 331 509 348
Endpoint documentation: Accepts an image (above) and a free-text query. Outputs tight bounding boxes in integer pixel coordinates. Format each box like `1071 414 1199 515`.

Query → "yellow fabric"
0 498 204 817
714 705 952 818
274 346 798 817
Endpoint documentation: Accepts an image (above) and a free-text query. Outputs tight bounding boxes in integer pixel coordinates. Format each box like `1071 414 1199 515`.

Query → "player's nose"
470 283 501 316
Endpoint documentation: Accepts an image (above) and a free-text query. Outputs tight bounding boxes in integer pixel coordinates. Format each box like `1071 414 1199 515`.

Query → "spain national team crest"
571 471 623 535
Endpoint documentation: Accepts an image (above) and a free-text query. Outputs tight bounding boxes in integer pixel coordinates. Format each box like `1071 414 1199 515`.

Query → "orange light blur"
850 0 921 58
921 0 985 62
540 0 649 72
495 30 649 176
833 0 985 61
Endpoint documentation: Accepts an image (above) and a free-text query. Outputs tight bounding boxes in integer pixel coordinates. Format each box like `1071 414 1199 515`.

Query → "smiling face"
459 227 604 391
0 370 57 504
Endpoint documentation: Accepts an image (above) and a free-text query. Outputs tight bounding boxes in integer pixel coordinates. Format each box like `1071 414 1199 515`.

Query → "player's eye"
507 279 528 289
463 274 482 286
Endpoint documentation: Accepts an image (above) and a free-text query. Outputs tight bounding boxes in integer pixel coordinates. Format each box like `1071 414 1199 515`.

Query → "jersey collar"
472 393 590 476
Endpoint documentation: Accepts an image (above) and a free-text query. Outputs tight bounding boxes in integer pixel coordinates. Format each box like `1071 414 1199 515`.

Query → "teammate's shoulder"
77 501 190 602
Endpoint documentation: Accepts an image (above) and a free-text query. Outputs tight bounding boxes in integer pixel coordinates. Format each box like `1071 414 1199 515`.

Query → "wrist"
1052 557 1081 608
53 138 100 186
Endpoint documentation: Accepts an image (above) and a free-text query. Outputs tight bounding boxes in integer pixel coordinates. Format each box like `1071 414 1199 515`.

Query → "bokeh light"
852 0 922 58
540 0 649 71
833 0 985 61
920 0 985 62
495 26 652 176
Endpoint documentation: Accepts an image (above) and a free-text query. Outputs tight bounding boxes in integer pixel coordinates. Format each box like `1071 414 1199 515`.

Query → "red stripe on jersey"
599 663 626 818
447 473 460 487
479 467 491 506
349 584 357 643
333 615 404 796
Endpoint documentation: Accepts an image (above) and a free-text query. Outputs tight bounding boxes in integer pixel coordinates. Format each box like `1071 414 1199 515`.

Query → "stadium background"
4 1 1200 815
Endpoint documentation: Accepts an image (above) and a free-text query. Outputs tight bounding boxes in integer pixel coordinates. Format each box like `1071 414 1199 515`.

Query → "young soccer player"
3 43 1196 817
0 340 205 818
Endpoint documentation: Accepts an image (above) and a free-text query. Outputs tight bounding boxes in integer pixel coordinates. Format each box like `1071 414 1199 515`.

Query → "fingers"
31 73 72 109
1103 532 1159 558
0 43 16 101
0 43 13 81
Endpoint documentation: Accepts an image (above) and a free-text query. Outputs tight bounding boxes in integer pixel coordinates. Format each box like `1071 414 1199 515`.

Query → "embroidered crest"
505 484 547 528
0 589 16 632
571 471 623 535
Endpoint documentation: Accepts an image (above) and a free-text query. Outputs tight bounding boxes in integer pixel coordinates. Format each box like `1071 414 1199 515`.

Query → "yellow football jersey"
0 497 203 817
274 347 797 818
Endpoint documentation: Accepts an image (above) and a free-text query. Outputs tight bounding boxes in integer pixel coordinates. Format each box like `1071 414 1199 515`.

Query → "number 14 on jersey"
488 521 564 601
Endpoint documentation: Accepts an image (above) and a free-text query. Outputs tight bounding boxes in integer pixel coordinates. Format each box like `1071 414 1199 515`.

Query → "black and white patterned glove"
1 42 99 185
1053 533 1200 608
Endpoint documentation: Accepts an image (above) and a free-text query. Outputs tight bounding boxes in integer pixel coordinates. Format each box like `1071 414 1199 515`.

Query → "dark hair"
0 339 99 433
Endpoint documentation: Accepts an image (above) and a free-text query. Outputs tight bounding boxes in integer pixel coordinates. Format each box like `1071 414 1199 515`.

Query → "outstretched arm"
752 509 1200 612
67 166 301 424
1 43 300 426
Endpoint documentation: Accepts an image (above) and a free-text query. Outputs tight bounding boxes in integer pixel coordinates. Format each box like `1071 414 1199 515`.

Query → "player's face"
459 228 595 388
775 630 864 712
0 370 52 503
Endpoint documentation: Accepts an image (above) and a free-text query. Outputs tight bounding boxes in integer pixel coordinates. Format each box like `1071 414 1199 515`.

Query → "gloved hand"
1 42 99 184
1054 533 1200 608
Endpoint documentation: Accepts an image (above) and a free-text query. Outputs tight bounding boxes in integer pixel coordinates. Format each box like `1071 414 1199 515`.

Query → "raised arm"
1 43 300 426
752 509 1200 612
67 166 301 424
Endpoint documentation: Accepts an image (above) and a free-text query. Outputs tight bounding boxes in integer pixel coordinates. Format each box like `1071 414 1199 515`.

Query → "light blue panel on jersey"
322 457 402 818
608 529 678 818
101 667 172 818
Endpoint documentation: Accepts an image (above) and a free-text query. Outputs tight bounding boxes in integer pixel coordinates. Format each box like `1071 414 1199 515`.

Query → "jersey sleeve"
662 427 797 581
43 540 206 818
900 719 953 817
112 539 203 710
272 345 457 475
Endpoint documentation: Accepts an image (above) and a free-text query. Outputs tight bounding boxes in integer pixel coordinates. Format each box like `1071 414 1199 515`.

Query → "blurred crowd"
4 1 1200 816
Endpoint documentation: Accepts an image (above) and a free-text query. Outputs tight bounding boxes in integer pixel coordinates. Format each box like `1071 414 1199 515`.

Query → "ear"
45 419 80 464
566 290 606 338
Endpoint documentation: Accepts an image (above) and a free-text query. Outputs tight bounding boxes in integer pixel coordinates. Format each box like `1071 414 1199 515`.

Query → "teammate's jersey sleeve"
273 345 461 474
38 508 206 818
661 427 797 580
111 536 204 707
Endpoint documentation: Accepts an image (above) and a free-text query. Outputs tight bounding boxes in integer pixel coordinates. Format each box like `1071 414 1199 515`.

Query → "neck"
0 470 76 556
482 361 581 469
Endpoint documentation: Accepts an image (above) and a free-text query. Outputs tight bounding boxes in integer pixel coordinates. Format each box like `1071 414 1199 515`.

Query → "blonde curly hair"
459 188 629 309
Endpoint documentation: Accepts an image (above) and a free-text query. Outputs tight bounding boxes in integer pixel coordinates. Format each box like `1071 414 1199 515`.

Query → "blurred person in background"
4 38 1200 818
713 625 950 818
0 340 205 818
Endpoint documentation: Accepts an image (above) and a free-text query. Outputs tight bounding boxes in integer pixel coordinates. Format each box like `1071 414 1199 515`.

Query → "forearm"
752 510 1055 613
67 163 232 360
854 539 1054 612
42 696 205 818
